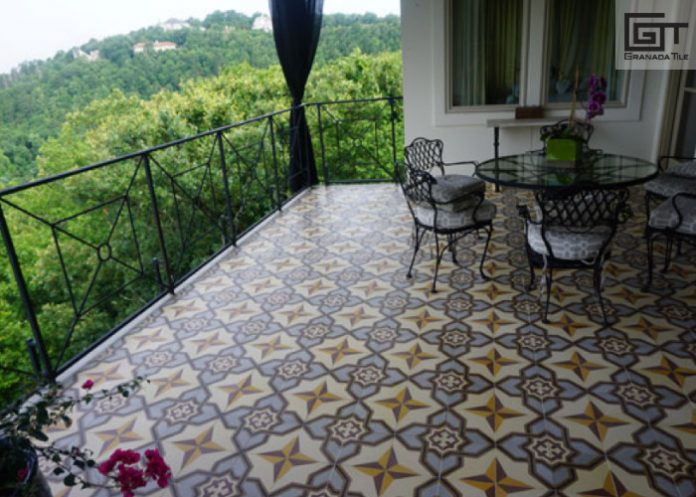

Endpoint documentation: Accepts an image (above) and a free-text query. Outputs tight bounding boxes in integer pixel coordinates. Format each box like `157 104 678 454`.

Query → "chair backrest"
395 161 436 207
535 187 629 232
540 119 594 145
404 137 445 175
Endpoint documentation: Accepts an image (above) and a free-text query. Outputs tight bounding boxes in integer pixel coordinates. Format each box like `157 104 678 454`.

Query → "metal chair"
395 162 495 292
405 137 480 176
644 192 696 289
537 119 595 155
518 187 629 324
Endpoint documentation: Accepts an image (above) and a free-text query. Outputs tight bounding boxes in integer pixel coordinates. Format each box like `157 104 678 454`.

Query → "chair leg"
662 236 673 273
407 226 426 279
542 267 553 323
525 244 536 291
449 233 458 264
479 226 493 280
644 232 655 290
593 262 609 325
431 233 442 292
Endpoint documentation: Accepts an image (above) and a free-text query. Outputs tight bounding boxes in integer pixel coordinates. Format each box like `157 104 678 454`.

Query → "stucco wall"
401 0 671 175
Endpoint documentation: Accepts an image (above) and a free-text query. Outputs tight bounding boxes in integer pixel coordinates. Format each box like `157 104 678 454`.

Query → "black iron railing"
0 96 402 400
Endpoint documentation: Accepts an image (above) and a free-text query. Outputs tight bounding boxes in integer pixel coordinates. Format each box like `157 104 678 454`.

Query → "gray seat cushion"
527 224 613 261
644 174 696 197
431 174 485 211
414 199 496 230
666 160 696 178
649 196 696 235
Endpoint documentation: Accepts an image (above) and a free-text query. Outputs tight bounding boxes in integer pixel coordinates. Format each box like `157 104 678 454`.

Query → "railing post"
268 115 283 211
316 103 329 185
0 202 54 380
216 131 237 246
389 96 398 179
143 154 175 294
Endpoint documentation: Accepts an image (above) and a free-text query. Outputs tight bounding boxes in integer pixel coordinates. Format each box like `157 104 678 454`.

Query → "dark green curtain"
269 0 324 192
452 0 522 106
548 0 621 102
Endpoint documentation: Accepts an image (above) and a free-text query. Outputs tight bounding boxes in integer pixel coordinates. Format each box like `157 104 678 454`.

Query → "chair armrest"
517 204 531 221
670 192 696 228
658 155 696 171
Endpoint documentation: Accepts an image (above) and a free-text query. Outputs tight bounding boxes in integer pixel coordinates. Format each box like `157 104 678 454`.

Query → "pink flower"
16 466 29 482
116 465 147 497
98 449 141 475
144 449 172 488
81 379 94 390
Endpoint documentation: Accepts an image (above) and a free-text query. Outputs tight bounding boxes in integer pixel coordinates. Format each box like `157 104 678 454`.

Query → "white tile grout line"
57 187 313 383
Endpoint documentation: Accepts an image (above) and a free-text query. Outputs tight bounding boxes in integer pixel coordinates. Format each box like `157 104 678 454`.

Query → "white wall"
401 0 671 175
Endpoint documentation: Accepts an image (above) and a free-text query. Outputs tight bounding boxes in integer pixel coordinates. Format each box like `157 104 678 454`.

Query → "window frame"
435 0 643 125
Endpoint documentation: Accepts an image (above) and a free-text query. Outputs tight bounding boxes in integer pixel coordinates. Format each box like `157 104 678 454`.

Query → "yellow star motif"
259 437 315 481
467 393 524 431
462 459 532 497
337 306 376 326
625 317 671 341
95 418 142 456
199 277 225 291
223 302 256 320
674 413 696 435
317 259 343 272
566 401 627 442
150 369 190 397
610 287 644 306
644 356 696 387
579 471 646 497
475 283 511 302
376 387 429 423
319 338 360 365
271 258 296 271
294 381 342 414
300 279 333 296
83 364 125 388
369 260 395 274
553 352 605 381
253 336 291 359
486 260 501 276
471 311 515 334
470 349 518 376
218 375 261 408
173 426 225 468
403 309 443 330
129 328 168 348
550 285 577 303
278 304 313 325
669 264 691 279
391 343 436 370
551 313 592 337
355 448 418 496
249 279 275 293
354 280 386 296
603 263 629 279
169 300 203 317
190 332 226 354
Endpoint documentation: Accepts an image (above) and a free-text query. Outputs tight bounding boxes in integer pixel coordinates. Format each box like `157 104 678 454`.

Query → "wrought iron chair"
538 119 595 155
644 192 696 288
395 161 496 292
518 187 629 324
405 137 481 177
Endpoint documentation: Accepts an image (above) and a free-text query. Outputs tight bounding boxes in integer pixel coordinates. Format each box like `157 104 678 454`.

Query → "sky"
0 0 400 74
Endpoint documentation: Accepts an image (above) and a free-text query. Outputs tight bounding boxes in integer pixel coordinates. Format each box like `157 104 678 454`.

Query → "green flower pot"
546 138 581 162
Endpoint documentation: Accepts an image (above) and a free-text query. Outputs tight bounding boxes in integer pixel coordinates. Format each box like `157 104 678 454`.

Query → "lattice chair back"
404 137 445 175
535 187 628 233
395 161 436 210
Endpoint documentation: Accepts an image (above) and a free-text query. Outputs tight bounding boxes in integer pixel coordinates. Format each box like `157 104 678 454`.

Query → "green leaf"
63 474 76 486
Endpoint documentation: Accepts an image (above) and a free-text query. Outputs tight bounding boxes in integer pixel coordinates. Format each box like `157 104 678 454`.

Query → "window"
450 0 524 107
546 0 624 104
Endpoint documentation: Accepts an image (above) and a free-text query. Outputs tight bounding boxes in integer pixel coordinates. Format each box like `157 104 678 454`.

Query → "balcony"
2 99 695 497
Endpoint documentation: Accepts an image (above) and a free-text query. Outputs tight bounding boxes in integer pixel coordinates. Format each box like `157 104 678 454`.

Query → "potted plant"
0 378 171 497
546 70 607 162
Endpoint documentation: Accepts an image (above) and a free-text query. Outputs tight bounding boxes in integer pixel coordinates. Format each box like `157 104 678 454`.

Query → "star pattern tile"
43 185 696 497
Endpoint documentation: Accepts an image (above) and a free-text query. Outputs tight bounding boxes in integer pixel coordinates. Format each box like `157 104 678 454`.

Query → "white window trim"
432 0 645 126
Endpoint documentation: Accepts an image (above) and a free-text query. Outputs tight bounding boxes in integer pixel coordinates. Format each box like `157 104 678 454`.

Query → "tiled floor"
47 184 696 497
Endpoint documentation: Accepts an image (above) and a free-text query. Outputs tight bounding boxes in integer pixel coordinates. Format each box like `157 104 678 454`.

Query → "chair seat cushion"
431 174 485 211
414 199 496 230
527 224 612 261
667 160 696 178
644 174 696 198
649 196 696 234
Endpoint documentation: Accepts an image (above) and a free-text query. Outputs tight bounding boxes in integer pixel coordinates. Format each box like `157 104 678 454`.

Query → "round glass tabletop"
476 152 659 190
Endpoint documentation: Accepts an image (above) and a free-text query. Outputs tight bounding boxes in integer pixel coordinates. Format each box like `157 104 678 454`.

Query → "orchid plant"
585 74 607 121
0 377 172 497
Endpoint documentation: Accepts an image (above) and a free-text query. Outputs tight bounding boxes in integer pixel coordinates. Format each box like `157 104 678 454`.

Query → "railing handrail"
0 96 402 197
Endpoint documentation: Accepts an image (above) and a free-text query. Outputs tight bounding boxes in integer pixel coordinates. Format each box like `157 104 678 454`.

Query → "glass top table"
476 152 658 190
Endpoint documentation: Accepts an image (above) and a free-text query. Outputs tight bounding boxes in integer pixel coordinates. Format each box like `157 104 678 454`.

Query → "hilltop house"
153 41 177 52
158 18 190 31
